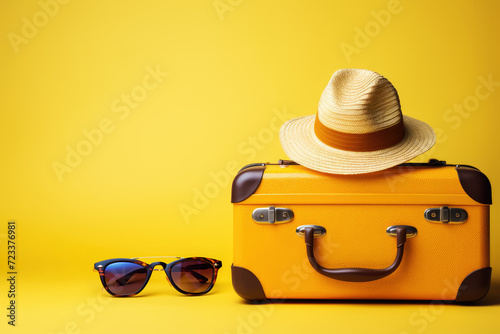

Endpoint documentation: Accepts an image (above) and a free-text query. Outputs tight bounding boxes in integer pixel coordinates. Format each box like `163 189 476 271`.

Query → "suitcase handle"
303 226 409 282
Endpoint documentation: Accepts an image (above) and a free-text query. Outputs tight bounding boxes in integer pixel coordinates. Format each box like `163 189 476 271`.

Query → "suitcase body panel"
232 162 492 301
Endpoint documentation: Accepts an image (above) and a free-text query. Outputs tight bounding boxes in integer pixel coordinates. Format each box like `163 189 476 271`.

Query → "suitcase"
231 159 492 302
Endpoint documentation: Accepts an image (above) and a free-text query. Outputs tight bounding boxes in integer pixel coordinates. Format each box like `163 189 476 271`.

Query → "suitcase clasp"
424 207 468 224
252 207 294 224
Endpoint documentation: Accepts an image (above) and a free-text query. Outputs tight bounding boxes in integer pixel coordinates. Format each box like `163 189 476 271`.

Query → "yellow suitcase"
231 160 492 302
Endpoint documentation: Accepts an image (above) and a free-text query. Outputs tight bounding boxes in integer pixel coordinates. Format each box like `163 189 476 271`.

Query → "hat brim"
279 115 436 175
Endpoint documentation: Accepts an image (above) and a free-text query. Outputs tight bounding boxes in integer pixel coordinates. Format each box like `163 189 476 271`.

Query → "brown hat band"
314 114 405 152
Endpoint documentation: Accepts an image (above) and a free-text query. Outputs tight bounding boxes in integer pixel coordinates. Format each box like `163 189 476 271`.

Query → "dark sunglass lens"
171 259 214 294
104 262 148 296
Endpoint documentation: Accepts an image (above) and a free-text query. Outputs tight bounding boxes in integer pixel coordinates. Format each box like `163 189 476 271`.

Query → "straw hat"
279 69 436 174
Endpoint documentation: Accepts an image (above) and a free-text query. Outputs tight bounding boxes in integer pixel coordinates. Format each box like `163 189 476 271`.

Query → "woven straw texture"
280 69 436 174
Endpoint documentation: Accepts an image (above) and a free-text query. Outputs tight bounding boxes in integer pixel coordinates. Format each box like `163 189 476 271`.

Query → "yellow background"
1 0 499 333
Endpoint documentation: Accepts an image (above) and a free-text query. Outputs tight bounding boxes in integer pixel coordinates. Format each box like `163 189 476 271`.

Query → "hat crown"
318 69 402 134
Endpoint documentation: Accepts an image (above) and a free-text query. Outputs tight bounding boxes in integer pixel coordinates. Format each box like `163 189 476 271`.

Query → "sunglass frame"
94 257 222 296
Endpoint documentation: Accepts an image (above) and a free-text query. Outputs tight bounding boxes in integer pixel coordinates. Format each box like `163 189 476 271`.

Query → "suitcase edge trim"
231 165 266 203
456 166 492 205
231 265 492 303
231 162 492 205
231 265 267 301
455 267 492 303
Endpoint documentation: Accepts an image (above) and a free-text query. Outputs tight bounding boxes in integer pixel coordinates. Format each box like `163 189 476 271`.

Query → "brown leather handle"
304 226 407 282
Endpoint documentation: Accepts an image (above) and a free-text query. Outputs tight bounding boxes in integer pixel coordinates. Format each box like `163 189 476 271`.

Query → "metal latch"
424 207 468 224
252 207 294 224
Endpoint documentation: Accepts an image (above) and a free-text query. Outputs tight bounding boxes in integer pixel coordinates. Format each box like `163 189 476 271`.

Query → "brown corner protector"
231 165 266 203
455 267 492 303
456 166 492 205
231 265 267 301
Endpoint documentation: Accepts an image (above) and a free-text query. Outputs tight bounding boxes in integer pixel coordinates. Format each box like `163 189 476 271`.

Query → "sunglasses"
94 257 222 296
